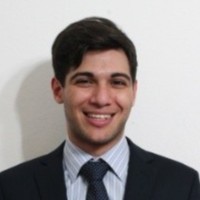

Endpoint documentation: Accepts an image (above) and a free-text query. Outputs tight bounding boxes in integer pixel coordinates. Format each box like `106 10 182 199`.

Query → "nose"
89 84 112 107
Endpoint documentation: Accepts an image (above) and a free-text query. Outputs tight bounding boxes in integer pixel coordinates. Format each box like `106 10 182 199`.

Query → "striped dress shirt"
63 136 130 200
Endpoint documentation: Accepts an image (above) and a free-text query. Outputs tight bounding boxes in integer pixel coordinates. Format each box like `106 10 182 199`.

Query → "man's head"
51 17 138 156
52 17 137 86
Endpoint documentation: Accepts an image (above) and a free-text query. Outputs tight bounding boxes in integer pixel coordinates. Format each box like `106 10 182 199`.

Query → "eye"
111 79 128 88
74 78 93 87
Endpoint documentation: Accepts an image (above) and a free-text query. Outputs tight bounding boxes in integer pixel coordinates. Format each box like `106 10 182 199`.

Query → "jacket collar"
123 138 157 200
34 138 157 200
34 143 67 200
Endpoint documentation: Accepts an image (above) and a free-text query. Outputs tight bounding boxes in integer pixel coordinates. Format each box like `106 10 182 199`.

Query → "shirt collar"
63 136 130 183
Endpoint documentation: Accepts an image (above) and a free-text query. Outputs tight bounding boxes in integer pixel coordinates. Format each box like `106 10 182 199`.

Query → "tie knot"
80 160 109 183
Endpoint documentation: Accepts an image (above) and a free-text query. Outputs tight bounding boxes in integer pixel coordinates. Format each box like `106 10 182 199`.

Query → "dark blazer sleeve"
125 138 200 200
188 171 200 200
0 184 4 200
0 143 66 200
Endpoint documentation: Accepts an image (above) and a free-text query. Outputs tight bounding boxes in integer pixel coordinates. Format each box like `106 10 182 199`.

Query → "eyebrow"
70 72 94 81
111 73 131 81
69 72 131 82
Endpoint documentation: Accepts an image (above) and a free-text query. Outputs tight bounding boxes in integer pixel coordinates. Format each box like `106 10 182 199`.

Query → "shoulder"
126 138 200 198
0 142 64 181
0 143 66 199
127 137 199 179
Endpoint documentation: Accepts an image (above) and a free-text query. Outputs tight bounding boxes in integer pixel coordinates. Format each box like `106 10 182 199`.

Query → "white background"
0 0 200 173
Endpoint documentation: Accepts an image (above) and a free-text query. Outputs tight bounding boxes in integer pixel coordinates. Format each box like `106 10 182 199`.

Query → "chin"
85 133 122 146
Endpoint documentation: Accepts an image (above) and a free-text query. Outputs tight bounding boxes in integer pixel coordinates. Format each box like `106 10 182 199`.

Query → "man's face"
52 49 137 155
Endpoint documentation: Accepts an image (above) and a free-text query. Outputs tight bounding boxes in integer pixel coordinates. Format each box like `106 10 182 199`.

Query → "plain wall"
0 0 200 173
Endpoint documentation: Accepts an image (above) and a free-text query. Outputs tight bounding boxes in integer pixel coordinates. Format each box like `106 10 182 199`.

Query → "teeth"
87 114 111 119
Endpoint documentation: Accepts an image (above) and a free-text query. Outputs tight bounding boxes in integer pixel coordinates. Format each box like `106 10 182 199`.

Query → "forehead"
69 49 131 77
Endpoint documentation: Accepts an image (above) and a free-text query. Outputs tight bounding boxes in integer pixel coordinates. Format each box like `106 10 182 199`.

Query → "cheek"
66 89 91 106
115 94 134 110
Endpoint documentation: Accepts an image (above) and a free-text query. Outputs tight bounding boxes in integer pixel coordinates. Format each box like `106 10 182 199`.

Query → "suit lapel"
123 139 157 200
32 139 157 200
34 143 67 200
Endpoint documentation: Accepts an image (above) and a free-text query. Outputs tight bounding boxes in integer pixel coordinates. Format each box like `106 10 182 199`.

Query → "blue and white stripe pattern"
63 136 130 200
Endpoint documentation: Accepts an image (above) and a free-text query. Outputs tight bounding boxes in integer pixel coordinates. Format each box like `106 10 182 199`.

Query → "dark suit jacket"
0 138 200 200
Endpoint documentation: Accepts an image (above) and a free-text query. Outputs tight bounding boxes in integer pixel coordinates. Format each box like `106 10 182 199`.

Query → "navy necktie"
80 159 110 200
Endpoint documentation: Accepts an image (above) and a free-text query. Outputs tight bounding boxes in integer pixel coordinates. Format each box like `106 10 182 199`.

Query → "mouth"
83 112 115 127
86 113 112 120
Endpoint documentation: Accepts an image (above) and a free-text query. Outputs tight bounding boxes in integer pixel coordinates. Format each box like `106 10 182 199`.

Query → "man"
0 17 199 200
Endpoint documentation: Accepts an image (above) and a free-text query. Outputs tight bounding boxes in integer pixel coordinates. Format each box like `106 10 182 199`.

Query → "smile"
87 113 112 120
83 112 115 127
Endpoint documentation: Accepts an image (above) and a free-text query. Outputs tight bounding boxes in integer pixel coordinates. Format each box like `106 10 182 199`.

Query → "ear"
131 80 138 106
51 77 64 104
